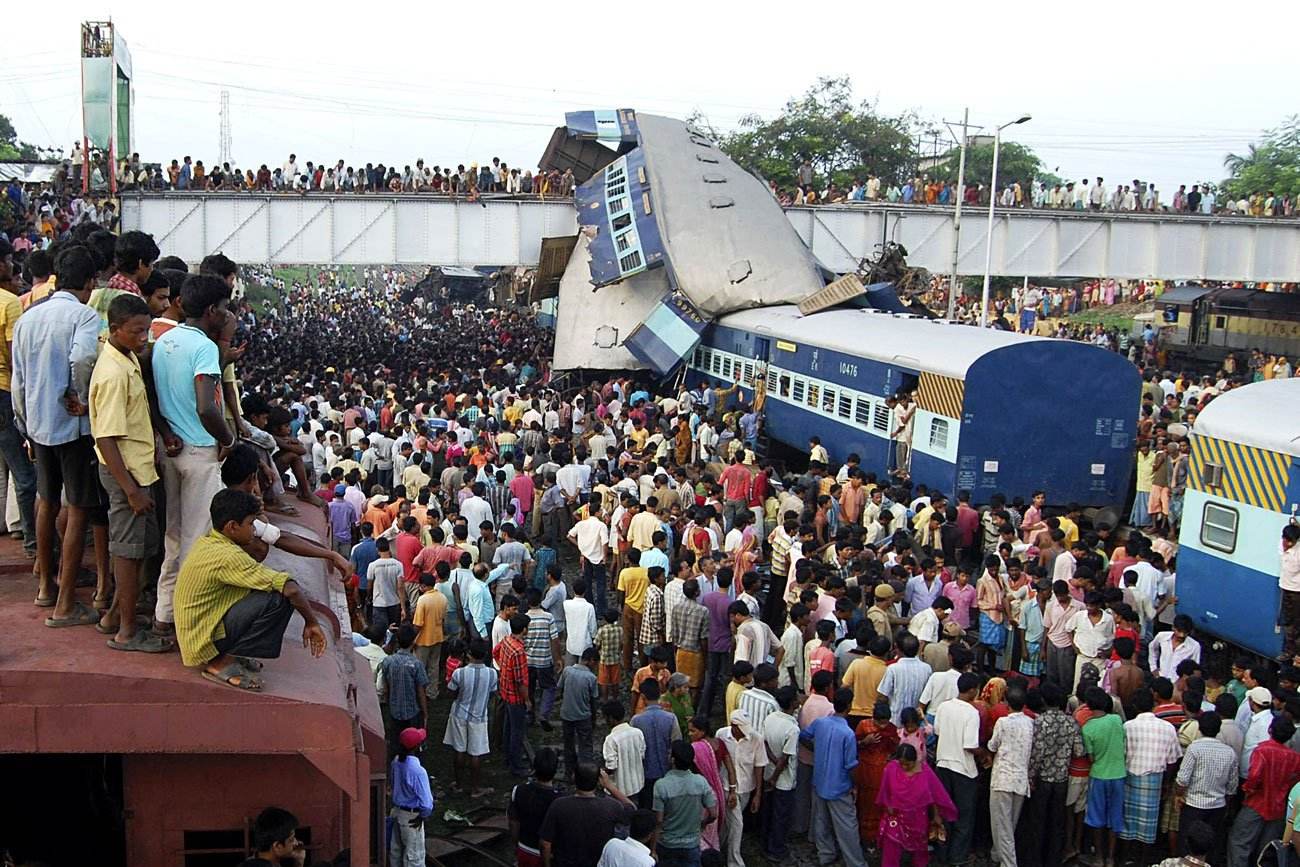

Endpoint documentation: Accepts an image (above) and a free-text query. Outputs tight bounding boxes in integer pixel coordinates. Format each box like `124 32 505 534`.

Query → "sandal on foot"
96 614 152 635
33 595 56 608
108 631 174 653
91 594 111 610
236 656 265 672
44 601 100 628
201 662 264 691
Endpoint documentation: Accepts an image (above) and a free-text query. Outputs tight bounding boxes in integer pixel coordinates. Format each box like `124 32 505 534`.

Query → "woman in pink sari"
876 745 957 867
688 716 735 852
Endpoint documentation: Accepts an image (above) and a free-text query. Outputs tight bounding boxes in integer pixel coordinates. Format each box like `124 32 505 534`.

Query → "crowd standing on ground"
3 207 1300 867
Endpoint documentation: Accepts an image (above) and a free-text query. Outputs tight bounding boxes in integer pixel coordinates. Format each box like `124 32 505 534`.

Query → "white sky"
5 0 1295 197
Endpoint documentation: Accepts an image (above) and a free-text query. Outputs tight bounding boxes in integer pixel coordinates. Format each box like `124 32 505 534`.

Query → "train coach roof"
1194 378 1300 457
715 304 1050 380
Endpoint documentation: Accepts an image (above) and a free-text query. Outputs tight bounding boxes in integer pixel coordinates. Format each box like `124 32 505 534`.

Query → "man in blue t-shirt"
151 273 236 632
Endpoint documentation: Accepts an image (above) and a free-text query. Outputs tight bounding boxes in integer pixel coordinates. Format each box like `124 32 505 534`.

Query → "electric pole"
219 90 232 166
943 109 981 320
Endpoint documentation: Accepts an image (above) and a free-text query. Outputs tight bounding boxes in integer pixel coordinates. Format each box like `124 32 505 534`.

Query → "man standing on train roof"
1280 525 1300 660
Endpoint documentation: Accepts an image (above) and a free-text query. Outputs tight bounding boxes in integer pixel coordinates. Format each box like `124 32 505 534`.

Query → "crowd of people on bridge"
52 146 581 200
778 161 1296 219
4 202 1300 867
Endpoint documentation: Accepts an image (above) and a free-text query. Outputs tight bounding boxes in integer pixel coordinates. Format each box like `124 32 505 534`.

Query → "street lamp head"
1014 115 1032 125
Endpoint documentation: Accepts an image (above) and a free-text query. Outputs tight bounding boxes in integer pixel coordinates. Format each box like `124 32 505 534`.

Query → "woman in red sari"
854 700 900 848
876 744 958 867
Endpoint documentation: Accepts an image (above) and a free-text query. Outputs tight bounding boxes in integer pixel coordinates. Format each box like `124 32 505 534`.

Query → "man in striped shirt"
445 638 498 797
174 489 329 691
670 578 709 701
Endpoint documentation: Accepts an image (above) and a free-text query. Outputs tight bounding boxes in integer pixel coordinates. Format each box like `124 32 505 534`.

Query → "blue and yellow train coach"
1176 378 1300 658
689 304 1140 507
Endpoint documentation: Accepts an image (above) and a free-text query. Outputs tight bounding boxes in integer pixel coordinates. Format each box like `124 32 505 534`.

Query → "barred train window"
822 388 836 414
792 378 806 403
929 418 949 450
779 374 791 398
1200 502 1238 553
838 394 853 420
872 404 890 432
807 383 820 409
854 397 871 426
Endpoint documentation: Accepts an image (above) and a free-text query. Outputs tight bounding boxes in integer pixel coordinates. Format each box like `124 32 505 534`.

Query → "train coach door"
754 337 770 363
1193 298 1212 345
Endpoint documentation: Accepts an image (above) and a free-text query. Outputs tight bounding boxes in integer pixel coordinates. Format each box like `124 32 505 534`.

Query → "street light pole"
979 114 1031 328
946 107 970 320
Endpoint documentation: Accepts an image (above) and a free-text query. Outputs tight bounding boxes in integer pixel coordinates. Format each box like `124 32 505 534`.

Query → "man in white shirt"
562 579 598 665
595 810 656 867
602 701 647 800
716 708 767 867
1148 614 1202 680
934 672 982 864
987 684 1034 867
460 482 494 542
908 597 953 651
1067 593 1115 692
761 687 801 859
568 493 611 614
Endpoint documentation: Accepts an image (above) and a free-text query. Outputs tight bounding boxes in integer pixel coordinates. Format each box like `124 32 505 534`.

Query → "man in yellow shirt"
0 249 35 557
617 547 649 672
841 634 891 726
412 572 448 698
174 489 329 690
90 295 169 652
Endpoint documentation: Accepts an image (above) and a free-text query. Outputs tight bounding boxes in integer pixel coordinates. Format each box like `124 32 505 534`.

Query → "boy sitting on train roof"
173 489 331 691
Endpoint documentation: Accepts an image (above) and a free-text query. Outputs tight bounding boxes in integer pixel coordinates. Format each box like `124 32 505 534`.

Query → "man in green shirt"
1081 685 1127 866
653 740 718 864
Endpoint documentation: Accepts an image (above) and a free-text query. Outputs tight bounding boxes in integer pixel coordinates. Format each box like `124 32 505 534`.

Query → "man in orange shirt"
362 491 392 538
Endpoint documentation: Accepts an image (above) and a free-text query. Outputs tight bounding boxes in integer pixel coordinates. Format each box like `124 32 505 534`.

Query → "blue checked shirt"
379 649 429 721
878 656 934 726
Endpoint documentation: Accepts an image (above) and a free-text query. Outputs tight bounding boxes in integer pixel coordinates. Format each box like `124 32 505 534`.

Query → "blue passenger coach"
1176 378 1300 658
689 305 1139 506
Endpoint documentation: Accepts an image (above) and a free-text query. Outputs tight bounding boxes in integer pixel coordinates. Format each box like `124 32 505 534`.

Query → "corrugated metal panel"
915 372 965 420
797 273 864 315
1188 433 1291 512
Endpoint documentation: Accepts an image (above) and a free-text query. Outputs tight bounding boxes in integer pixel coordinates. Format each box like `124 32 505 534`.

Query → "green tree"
703 77 920 191
1221 116 1300 200
926 141 1055 190
0 114 57 161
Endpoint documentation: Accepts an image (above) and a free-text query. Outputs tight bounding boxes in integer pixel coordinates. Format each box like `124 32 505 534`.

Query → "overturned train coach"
690 304 1141 507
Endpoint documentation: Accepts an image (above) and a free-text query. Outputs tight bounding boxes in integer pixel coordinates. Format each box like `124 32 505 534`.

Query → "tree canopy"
0 114 57 162
705 77 920 190
1221 116 1300 200
925 141 1058 190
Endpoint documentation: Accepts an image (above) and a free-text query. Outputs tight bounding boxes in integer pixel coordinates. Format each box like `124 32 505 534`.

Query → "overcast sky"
5 0 1295 197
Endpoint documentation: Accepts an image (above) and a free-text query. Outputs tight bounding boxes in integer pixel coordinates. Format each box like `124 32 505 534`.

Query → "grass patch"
1061 308 1137 331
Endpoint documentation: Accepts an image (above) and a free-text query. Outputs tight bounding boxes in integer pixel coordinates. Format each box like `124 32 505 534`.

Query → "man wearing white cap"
1239 686 1275 779
715 708 767 867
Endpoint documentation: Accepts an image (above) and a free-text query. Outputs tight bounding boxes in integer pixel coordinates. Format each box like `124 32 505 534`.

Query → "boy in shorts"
595 608 623 700
444 638 497 797
89 294 169 652
1081 686 1127 866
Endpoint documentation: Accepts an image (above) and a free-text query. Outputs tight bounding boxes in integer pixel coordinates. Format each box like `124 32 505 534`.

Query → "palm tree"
1223 145 1260 174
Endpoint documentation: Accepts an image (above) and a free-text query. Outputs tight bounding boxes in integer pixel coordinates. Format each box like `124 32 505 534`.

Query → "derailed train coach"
690 304 1141 507
1175 378 1300 659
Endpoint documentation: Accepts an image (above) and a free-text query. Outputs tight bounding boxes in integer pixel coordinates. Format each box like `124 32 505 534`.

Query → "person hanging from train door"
1280 525 1300 662
890 392 916 481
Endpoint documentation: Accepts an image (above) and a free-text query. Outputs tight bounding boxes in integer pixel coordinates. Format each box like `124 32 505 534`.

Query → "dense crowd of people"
3 199 1300 867
51 147 581 199
778 161 1297 218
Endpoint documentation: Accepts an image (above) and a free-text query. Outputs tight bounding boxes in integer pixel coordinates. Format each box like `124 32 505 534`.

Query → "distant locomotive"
1139 285 1300 363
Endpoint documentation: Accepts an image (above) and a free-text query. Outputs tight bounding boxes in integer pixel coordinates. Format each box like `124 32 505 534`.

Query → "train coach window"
743 362 755 386
1200 502 1238 553
854 397 871 426
929 418 950 451
792 378 805 403
1214 315 1227 329
1200 462 1224 487
807 383 820 409
872 403 891 433
694 348 704 367
839 394 853 420
779 374 791 398
822 388 836 414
